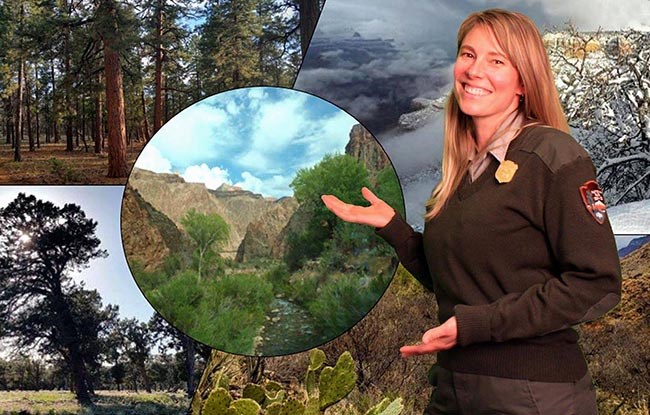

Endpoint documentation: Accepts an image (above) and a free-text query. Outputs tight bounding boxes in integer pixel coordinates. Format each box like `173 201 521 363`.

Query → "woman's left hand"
400 316 458 357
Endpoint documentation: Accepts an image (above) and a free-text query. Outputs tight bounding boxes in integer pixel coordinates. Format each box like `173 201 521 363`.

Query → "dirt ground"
0 141 145 185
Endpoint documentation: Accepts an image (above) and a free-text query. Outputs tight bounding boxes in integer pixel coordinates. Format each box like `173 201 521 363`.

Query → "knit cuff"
454 304 492 346
374 211 411 247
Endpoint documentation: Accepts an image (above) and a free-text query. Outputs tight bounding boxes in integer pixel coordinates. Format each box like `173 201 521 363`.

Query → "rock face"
121 185 185 272
236 197 299 262
128 168 277 259
345 124 389 175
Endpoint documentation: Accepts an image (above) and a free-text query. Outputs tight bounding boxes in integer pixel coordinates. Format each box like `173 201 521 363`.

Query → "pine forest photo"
0 0 316 184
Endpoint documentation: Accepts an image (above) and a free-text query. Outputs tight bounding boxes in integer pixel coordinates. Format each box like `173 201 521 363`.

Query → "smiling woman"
321 9 621 415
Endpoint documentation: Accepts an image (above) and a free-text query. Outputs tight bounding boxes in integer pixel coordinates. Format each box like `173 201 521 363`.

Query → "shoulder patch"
516 126 589 173
580 180 607 224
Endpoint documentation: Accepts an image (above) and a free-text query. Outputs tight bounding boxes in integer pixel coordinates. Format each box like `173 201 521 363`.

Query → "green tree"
181 209 229 281
0 193 107 406
374 166 405 218
287 154 371 267
197 0 261 91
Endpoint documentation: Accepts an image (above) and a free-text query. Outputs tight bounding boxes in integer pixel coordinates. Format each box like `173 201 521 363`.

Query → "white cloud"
247 88 267 100
152 103 229 167
235 171 293 198
226 99 240 115
182 163 231 190
236 93 311 170
135 145 172 173
297 110 358 164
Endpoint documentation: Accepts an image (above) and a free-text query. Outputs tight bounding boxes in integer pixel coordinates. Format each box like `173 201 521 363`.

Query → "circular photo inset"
121 86 404 356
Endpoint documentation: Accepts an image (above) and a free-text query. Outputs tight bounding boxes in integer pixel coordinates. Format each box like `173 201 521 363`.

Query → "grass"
0 390 189 414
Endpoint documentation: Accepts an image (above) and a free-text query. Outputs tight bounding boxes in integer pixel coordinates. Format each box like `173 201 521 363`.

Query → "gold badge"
495 160 518 183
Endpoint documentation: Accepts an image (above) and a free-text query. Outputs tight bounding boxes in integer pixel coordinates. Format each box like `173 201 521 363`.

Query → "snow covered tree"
548 27 650 205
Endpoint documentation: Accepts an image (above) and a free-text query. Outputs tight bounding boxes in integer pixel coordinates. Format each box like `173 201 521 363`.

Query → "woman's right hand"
321 187 396 228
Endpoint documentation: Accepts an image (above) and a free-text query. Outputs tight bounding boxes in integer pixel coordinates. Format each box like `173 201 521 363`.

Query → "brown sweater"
377 126 621 382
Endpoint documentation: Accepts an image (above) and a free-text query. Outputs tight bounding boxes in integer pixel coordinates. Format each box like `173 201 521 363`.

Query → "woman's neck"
472 108 521 151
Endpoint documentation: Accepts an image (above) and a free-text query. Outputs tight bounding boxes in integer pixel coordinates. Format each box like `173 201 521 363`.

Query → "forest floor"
0 390 189 414
0 141 145 185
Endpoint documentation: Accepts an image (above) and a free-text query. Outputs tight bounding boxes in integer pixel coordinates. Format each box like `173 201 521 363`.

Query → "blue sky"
136 87 358 198
0 187 155 323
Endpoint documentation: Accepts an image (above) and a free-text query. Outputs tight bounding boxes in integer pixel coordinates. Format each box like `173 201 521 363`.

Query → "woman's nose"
466 59 485 78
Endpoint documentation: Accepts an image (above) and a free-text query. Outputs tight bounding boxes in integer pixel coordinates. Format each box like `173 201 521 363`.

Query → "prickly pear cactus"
243 384 266 404
317 351 357 411
263 381 285 404
364 398 404 415
306 348 326 398
230 398 261 415
202 387 233 415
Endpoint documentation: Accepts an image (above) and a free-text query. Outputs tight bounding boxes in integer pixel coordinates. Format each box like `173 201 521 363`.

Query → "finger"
422 327 440 344
400 342 440 357
361 187 382 205
321 195 356 222
321 195 346 212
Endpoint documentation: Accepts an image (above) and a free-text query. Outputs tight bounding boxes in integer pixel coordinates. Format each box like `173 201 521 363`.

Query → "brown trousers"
424 366 597 415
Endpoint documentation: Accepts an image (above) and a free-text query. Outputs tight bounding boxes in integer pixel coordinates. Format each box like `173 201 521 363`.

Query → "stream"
254 297 329 356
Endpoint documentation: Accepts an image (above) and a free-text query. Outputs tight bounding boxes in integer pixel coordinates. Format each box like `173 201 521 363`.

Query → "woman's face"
453 25 523 127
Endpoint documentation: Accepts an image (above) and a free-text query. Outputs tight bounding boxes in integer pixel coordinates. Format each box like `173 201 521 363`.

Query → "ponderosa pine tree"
0 193 107 406
97 0 128 177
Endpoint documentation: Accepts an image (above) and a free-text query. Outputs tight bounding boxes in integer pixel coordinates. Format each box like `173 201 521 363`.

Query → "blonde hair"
424 9 568 220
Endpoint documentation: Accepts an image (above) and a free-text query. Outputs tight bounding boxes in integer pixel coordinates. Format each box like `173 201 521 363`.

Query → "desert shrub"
287 275 320 306
162 254 182 277
307 272 390 336
211 273 274 311
48 157 81 182
319 243 347 272
264 263 291 293
194 297 262 354
284 227 328 271
149 270 203 333
192 274 274 353
130 260 167 293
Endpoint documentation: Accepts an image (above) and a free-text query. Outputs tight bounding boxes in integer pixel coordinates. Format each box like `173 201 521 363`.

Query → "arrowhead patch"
579 180 607 224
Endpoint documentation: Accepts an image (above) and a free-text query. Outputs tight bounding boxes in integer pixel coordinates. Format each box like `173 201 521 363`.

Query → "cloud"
234 171 293 198
297 110 358 164
225 99 240 115
182 163 231 190
136 145 172 173
151 103 229 168
236 92 311 170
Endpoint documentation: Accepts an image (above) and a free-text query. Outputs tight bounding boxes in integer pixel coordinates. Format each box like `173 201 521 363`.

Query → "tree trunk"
153 0 164 134
26 73 34 151
101 0 128 178
50 60 60 143
34 65 40 148
184 335 196 397
64 14 74 152
140 89 150 141
14 56 24 162
52 291 92 406
299 0 320 57
94 73 103 154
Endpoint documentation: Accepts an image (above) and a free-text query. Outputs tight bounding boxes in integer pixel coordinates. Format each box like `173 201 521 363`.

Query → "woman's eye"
461 52 474 58
493 59 504 65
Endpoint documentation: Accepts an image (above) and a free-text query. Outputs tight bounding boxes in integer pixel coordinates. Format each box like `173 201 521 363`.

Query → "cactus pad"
365 398 404 415
202 387 233 415
242 384 266 404
230 398 261 415
308 349 326 371
318 351 357 410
